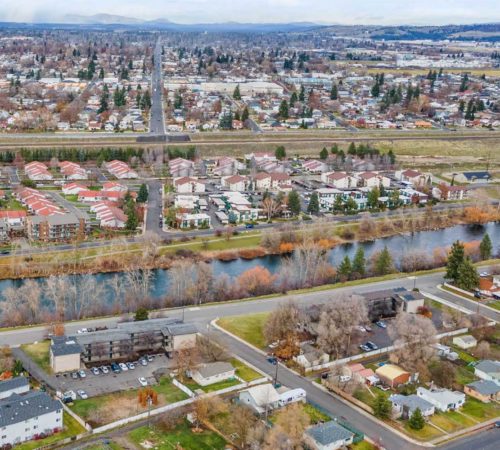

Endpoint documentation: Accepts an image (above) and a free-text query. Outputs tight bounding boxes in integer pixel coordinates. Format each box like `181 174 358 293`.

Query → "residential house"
0 377 29 400
0 210 27 230
389 394 435 419
0 390 63 448
176 213 211 229
416 387 465 412
454 171 491 184
293 343 329 369
395 169 428 187
321 172 357 189
59 161 87 180
174 177 205 193
474 360 500 385
104 160 138 179
91 202 128 229
102 181 128 193
464 380 500 403
169 158 195 177
24 161 52 181
221 175 249 192
375 364 411 388
239 384 280 414
346 363 378 385
433 185 469 201
305 421 354 450
357 171 391 188
190 362 235 386
254 173 292 191
452 335 477 350
302 159 329 174
62 182 87 195
49 337 82 373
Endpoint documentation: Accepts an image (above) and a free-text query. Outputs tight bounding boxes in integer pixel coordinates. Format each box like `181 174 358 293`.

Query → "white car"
77 389 88 399
78 370 86 378
127 362 135 370
357 326 367 333
119 362 128 371
100 366 109 374
138 377 148 387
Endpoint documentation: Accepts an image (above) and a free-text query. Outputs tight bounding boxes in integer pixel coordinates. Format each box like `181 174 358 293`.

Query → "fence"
305 327 469 373
172 377 196 398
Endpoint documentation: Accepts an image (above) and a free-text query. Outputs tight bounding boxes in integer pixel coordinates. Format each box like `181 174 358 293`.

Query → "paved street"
149 39 165 136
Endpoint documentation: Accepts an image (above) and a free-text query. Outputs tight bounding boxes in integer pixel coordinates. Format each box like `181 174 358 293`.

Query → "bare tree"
263 403 310 450
262 197 280 221
388 312 437 378
263 301 302 345
196 334 229 362
475 341 491 359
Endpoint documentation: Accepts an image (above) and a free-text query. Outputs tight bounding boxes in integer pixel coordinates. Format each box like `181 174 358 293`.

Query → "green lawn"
229 357 262 382
0 196 26 211
217 312 269 349
183 378 241 393
353 386 389 409
20 340 51 373
402 422 444 441
16 412 85 450
302 403 331 424
71 377 188 425
461 398 500 421
455 366 477 386
129 421 226 450
429 411 476 433
451 346 477 364
350 441 379 450
63 194 79 202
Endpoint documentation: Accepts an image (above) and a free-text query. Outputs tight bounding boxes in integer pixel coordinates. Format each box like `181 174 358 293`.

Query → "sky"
0 0 499 25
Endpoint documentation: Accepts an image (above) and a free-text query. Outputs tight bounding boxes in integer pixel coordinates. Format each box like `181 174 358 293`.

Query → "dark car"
366 341 379 350
245 223 254 229
111 362 121 374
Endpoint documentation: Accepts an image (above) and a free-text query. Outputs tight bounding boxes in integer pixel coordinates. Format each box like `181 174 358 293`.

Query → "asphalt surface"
149 39 165 136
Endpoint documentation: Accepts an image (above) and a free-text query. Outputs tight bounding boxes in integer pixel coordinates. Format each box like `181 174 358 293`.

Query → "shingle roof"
306 421 354 445
0 391 61 428
0 377 29 395
390 394 434 414
467 380 500 396
50 338 82 357
195 362 234 379
475 360 500 375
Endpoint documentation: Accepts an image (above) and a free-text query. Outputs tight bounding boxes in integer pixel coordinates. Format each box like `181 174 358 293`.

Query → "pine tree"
374 246 394 276
307 192 320 215
371 82 380 98
137 184 149 203
373 394 391 419
278 100 289 120
338 255 352 280
352 247 366 277
330 83 338 100
319 147 329 160
275 146 286 161
233 84 241 100
241 107 249 122
348 142 357 155
409 408 425 430
445 241 465 283
456 257 480 291
287 190 301 216
367 187 380 209
479 233 492 260
290 91 298 107
299 84 305 102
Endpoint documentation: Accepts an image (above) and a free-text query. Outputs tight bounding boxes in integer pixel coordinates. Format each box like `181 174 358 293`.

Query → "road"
149 39 165 135
1 268 498 449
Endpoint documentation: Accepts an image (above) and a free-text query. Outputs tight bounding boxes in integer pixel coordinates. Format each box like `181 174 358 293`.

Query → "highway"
0 268 498 449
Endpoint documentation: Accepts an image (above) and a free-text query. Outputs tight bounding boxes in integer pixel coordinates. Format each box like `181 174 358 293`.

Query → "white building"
452 335 477 350
0 377 29 400
190 362 235 386
221 175 249 192
474 360 500 385
174 177 205 193
321 172 357 189
305 421 354 450
239 384 280 414
416 387 465 412
176 213 211 229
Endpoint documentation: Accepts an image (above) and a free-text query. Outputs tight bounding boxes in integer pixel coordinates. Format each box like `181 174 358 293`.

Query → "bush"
408 408 425 430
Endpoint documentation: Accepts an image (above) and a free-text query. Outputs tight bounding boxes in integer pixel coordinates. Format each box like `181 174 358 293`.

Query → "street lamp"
408 275 417 291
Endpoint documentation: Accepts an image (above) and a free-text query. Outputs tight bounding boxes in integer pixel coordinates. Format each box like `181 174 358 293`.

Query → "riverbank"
0 204 497 281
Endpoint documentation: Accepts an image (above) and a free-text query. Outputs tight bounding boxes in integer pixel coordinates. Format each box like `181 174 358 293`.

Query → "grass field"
402 421 444 441
351 441 379 450
429 411 477 433
16 412 85 450
20 340 51 373
183 377 241 394
70 377 188 426
461 398 500 421
129 420 226 450
217 312 269 349
229 357 262 382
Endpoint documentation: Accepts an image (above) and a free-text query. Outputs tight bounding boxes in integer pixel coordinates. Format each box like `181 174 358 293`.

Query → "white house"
176 213 211 229
190 362 235 386
321 172 357 189
277 387 307 407
239 384 280 414
254 173 292 191
305 421 354 450
395 169 428 186
0 390 63 448
389 394 435 418
0 377 29 400
62 182 87 195
452 335 477 350
357 171 391 188
174 177 205 193
416 387 465 412
474 360 500 385
221 175 249 192
24 161 53 181
293 344 329 369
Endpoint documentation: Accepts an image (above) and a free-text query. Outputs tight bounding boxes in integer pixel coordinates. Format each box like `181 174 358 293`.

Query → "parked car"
111 363 121 374
91 367 100 376
245 223 254 229
356 326 367 333
71 372 78 380
119 362 128 371
127 362 135 370
138 377 148 387
365 325 372 332
77 389 88 399
77 328 88 334
146 355 154 362
366 341 378 350
376 321 387 329
101 366 110 374
62 390 77 403
78 370 86 378
139 358 148 366
359 344 371 352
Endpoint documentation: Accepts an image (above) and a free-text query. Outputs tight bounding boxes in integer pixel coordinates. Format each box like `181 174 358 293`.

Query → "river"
0 223 498 304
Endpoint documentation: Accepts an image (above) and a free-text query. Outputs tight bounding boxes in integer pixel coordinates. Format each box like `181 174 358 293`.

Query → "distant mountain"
63 14 144 25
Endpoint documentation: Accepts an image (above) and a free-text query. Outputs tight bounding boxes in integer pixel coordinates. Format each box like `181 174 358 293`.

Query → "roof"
462 171 491 180
467 380 500 396
475 360 500 375
50 337 82 357
375 364 409 380
454 335 477 344
306 421 354 445
0 391 61 428
195 362 234 379
241 384 280 406
417 387 465 404
390 394 434 414
0 376 29 394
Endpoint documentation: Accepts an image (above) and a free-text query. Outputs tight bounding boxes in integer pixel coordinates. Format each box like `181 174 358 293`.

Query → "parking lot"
54 354 174 398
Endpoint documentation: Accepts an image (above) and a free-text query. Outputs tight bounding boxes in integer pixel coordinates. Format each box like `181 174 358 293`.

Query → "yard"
428 410 477 433
16 412 85 450
461 398 500 421
401 421 444 441
217 312 269 349
183 377 241 394
70 377 188 426
128 420 227 450
20 340 51 373
229 357 263 382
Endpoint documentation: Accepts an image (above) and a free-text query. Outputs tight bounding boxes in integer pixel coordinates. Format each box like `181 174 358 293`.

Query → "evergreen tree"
409 408 425 430
299 84 305 102
456 258 480 291
479 233 492 260
287 190 301 216
290 91 298 107
97 91 109 114
233 84 241 100
278 100 289 120
319 147 329 160
373 394 391 419
348 142 357 155
374 246 394 276
275 146 286 161
307 192 320 215
137 183 149 203
371 82 380 98
338 255 352 280
241 107 249 122
135 307 149 321
352 247 366 277
99 67 104 79
367 187 380 209
445 241 465 283
125 207 138 230
330 83 338 100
